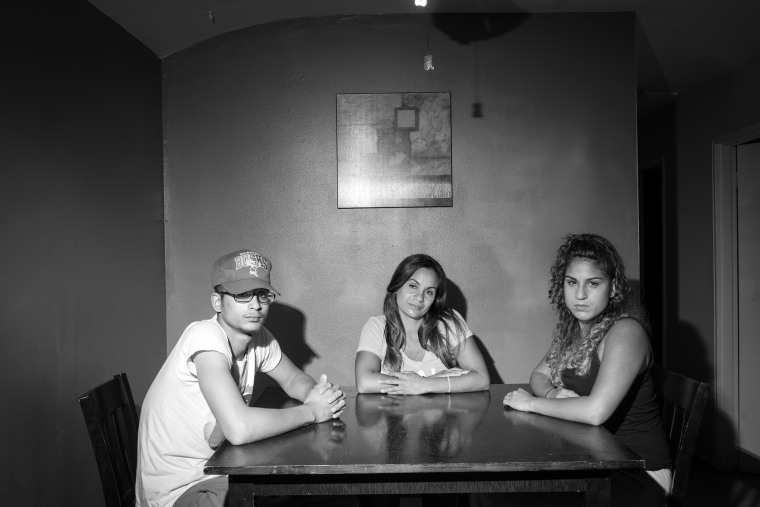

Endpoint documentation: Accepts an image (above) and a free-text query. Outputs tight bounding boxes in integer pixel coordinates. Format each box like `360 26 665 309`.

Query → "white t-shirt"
135 315 282 507
357 310 472 377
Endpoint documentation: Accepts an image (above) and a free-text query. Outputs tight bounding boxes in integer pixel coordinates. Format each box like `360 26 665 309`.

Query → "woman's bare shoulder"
608 317 650 343
598 317 650 360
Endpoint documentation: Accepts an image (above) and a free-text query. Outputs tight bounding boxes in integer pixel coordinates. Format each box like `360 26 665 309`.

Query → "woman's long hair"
382 254 465 372
545 234 634 385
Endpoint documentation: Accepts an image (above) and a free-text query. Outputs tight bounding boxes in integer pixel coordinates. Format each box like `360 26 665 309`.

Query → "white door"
737 141 760 473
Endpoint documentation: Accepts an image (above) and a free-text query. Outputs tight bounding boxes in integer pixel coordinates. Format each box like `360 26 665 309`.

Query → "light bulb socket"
424 53 434 71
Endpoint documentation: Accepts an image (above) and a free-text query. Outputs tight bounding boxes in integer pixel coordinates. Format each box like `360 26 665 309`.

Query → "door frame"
712 122 760 470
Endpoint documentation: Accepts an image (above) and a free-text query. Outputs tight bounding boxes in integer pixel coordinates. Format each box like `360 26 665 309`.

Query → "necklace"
235 355 248 394
227 340 249 395
407 348 425 361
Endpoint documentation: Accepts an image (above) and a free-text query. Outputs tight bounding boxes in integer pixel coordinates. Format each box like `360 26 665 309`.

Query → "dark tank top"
561 344 671 470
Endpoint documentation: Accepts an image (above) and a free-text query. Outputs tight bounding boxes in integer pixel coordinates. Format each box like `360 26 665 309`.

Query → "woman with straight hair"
503 233 670 507
355 254 490 395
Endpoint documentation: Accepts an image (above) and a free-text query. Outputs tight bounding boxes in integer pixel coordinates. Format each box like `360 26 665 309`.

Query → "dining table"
204 384 644 507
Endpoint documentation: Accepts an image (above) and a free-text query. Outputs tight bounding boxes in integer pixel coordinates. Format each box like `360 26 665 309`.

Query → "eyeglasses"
218 289 276 304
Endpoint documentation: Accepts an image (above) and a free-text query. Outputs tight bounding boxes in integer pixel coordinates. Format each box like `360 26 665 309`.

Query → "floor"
681 457 760 507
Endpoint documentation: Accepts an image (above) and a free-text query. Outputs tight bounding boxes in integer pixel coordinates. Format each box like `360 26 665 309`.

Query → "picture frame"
336 92 452 208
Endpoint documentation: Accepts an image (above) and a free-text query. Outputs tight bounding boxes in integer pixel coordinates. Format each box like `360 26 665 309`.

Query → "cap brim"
219 279 280 296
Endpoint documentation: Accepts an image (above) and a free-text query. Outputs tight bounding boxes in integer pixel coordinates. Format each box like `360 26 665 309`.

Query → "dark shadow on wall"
671 321 712 391
672 319 726 466
447 279 504 384
446 278 468 320
471 335 504 384
251 303 316 403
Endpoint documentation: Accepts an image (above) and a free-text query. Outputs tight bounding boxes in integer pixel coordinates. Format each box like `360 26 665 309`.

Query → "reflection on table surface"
205 385 642 476
355 390 491 463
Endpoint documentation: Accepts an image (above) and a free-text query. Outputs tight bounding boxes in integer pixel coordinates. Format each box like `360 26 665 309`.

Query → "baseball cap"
211 250 280 296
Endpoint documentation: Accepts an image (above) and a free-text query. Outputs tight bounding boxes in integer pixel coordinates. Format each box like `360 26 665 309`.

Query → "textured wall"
163 13 637 389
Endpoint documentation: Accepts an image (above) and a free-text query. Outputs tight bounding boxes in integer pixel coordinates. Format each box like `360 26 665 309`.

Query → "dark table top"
205 384 644 476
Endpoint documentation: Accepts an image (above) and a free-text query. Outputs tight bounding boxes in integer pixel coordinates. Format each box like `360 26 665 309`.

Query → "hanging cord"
426 5 431 54
424 5 434 70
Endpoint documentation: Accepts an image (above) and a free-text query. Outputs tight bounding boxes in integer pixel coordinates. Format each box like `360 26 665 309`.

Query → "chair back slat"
652 366 709 504
79 373 139 507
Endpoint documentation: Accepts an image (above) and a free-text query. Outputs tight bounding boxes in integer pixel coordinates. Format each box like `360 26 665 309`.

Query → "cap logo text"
234 252 268 278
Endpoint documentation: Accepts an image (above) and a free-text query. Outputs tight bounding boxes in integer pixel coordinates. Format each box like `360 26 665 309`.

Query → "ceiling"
88 0 760 116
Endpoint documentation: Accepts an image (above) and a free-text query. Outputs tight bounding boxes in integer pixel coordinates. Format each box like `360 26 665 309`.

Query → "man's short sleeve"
179 320 232 380
252 326 282 373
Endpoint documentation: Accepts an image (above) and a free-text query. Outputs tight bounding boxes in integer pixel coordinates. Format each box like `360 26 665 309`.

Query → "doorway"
736 140 760 474
713 125 760 473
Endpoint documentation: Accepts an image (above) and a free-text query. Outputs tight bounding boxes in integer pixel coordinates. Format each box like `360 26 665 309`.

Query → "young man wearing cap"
135 250 346 507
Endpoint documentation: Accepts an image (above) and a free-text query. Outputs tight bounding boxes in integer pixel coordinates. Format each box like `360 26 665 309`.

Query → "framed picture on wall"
336 92 452 208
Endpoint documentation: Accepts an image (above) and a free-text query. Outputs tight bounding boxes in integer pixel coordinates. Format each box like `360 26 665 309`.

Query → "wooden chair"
79 373 139 507
651 365 709 506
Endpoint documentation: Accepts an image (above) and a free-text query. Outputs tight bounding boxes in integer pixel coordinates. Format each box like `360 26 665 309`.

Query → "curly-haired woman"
503 234 670 506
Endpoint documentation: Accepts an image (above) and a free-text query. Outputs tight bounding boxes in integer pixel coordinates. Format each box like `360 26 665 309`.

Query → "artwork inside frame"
336 92 452 208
